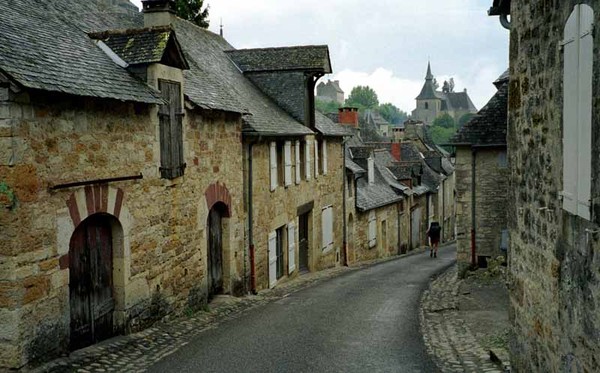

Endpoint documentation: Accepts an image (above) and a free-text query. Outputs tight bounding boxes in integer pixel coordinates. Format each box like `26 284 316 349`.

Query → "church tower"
412 62 442 125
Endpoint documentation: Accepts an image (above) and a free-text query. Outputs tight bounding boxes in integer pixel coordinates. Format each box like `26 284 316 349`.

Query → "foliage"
0 181 16 209
432 113 455 129
176 0 210 28
315 98 341 114
345 86 379 110
429 125 456 146
376 103 408 125
458 113 476 130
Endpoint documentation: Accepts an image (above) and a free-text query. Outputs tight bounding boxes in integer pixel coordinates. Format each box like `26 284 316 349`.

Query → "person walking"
426 222 441 258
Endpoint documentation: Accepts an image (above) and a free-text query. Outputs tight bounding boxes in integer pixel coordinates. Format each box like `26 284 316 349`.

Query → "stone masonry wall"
509 1 600 371
349 205 401 264
454 147 472 276
0 90 245 368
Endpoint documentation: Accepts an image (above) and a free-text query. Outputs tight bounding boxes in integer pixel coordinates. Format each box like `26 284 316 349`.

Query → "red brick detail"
391 142 401 161
67 194 81 226
338 107 359 127
114 188 124 218
99 184 109 213
59 254 69 270
205 182 231 217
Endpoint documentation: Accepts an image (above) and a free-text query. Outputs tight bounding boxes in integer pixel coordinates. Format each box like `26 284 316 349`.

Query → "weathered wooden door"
298 213 309 272
69 215 114 351
411 208 422 249
207 208 224 298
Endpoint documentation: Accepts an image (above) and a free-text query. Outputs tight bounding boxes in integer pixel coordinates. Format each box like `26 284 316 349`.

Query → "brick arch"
66 185 125 227
205 182 231 217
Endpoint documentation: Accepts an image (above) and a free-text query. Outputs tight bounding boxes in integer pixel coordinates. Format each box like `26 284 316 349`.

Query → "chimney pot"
142 0 176 27
338 107 359 127
391 142 401 161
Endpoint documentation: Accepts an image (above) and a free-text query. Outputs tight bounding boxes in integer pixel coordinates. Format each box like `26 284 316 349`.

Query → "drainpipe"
247 140 257 294
342 137 349 266
471 148 477 267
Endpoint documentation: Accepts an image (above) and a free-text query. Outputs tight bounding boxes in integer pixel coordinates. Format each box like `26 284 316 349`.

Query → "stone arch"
204 182 232 217
66 185 126 227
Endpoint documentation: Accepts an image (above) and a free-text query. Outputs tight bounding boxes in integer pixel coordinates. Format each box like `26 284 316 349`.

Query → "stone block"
50 270 68 290
0 308 20 341
22 275 50 305
0 342 23 370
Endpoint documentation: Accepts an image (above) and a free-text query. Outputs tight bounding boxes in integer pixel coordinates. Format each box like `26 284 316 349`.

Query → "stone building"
489 0 600 371
0 0 349 368
316 79 344 105
411 62 477 125
448 71 508 277
363 109 392 138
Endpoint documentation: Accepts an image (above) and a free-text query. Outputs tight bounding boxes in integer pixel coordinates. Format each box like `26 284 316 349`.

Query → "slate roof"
349 146 373 160
89 26 188 69
438 91 477 112
0 0 162 104
316 111 352 137
355 167 403 211
346 158 366 174
400 142 423 162
448 80 508 146
225 46 332 73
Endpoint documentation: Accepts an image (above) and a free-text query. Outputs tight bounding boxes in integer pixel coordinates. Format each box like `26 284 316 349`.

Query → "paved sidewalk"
420 265 510 373
31 247 432 373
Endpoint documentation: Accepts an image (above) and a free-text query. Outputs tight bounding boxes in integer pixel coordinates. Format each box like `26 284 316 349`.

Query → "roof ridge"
227 44 329 53
88 25 172 39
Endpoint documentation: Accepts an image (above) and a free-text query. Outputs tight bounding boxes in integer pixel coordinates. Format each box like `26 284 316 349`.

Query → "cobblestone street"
420 265 510 373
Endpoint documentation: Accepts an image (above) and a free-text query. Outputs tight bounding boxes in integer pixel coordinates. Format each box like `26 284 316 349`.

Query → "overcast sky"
131 0 509 113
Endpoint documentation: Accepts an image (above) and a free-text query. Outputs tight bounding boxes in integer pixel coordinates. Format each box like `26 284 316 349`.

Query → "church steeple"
425 61 433 80
416 62 437 100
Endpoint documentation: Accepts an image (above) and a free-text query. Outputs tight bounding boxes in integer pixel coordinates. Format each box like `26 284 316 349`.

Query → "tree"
315 98 341 114
345 86 379 110
176 0 210 28
432 113 455 129
377 103 408 125
429 125 456 146
458 113 475 130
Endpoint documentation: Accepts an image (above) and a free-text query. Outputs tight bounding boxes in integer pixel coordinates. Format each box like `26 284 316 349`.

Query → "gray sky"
131 0 509 112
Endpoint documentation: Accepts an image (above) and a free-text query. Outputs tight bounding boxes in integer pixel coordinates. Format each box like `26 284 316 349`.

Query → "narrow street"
148 246 456 373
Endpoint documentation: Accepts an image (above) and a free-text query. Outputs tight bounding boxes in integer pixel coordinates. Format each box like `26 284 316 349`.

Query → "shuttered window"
288 222 296 273
562 4 594 220
268 231 277 288
158 80 185 179
270 142 277 191
295 140 301 184
368 211 377 248
322 139 328 175
321 205 333 250
284 141 292 186
314 140 320 178
305 140 312 181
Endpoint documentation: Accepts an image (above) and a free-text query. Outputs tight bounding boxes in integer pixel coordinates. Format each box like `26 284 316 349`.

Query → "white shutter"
562 8 579 215
314 140 319 178
321 206 333 250
305 140 312 181
295 140 301 184
270 142 278 192
368 211 377 248
322 139 328 175
368 157 375 185
268 231 277 288
577 4 594 220
288 222 296 273
284 141 292 186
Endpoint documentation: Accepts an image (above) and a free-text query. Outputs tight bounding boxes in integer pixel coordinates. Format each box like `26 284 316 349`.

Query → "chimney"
338 107 359 128
142 0 176 27
391 142 401 162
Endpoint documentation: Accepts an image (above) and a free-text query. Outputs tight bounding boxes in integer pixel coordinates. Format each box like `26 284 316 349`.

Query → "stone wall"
349 204 401 264
0 90 245 368
454 147 472 276
508 1 600 371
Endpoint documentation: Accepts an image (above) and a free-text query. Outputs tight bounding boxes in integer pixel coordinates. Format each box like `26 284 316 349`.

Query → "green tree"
376 103 408 125
345 86 379 110
429 126 456 145
457 113 475 130
315 98 341 114
176 0 210 28
432 113 455 129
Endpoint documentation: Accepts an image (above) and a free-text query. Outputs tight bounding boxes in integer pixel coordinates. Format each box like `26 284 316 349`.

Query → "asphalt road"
148 245 456 373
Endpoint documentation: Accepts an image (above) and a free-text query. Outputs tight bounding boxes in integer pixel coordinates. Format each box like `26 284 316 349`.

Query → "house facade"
489 0 600 371
449 72 509 277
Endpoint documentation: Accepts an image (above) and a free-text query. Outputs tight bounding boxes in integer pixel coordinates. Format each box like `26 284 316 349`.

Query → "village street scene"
0 0 598 372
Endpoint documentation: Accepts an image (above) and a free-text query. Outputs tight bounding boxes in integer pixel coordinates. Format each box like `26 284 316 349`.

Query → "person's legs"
434 241 439 257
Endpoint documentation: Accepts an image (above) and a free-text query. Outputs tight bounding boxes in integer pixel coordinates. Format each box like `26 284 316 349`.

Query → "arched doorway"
69 214 119 351
207 203 227 299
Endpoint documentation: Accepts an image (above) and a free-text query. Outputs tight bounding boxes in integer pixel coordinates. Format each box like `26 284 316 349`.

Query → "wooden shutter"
288 222 296 273
158 80 185 179
321 206 333 250
322 139 328 175
270 142 277 191
562 9 579 215
577 4 594 220
295 140 301 184
368 211 377 248
284 141 292 186
305 140 312 181
268 231 277 288
314 140 319 178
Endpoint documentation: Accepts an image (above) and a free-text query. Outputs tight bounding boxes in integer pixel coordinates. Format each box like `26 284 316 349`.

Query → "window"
276 226 285 280
562 4 594 220
314 140 320 178
158 79 185 179
284 141 292 187
288 222 296 274
381 220 387 250
299 140 306 181
347 174 353 198
320 139 328 175
294 140 301 184
321 205 333 251
368 211 377 248
498 151 508 168
270 142 277 191
305 140 312 181
424 102 429 110
277 142 285 186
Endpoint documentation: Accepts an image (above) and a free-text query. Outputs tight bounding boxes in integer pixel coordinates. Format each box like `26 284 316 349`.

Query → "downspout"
342 137 349 266
247 140 258 294
471 148 477 267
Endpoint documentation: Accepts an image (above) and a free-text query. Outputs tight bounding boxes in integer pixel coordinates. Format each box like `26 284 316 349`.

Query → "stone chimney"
391 142 401 162
338 107 359 127
142 0 177 27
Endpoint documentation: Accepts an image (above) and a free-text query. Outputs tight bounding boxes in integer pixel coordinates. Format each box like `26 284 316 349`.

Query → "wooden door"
208 208 224 298
69 215 114 350
298 213 309 272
